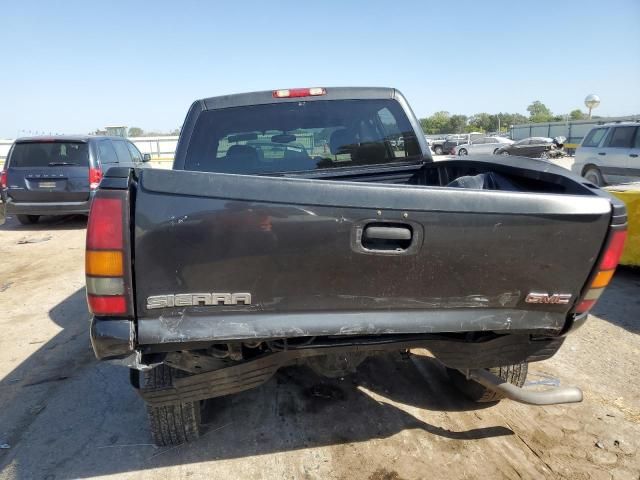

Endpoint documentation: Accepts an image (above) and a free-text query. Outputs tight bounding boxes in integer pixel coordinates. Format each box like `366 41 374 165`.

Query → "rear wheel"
500 151 510 156
447 362 528 403
458 148 468 156
143 365 202 446
16 214 40 225
434 146 443 155
584 167 605 186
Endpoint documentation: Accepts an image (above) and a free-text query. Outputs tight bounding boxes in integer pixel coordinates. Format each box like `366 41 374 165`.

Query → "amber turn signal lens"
591 269 615 289
86 250 124 277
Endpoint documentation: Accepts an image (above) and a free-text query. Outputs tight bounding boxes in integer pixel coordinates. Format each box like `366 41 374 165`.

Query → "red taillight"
86 191 132 317
0 170 6 189
600 230 627 270
87 295 127 315
273 87 326 98
89 167 103 190
87 198 123 249
574 229 627 314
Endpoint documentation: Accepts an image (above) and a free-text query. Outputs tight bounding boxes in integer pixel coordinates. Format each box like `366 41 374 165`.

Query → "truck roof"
200 87 397 110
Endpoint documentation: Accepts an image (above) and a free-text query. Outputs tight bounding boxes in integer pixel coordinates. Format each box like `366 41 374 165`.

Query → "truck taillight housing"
85 190 134 317
0 170 7 189
273 87 326 98
89 167 103 190
574 229 627 314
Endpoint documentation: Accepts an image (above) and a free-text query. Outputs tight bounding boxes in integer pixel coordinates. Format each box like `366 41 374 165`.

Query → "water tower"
584 95 600 119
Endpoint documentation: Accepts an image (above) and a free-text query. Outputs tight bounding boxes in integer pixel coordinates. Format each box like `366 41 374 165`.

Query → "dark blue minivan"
0 136 150 224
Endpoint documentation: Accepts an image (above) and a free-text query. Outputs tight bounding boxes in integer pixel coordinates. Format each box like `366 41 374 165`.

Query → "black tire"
143 365 201 446
17 214 40 225
447 363 528 403
584 167 605 187
434 146 443 155
458 148 468 156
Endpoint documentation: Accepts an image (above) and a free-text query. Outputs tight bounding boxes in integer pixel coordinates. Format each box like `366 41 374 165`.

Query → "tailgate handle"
598 152 606 156
364 226 412 241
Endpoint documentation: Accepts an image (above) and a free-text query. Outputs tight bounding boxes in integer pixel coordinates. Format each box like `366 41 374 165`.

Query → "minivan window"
9 141 89 167
97 140 118 164
582 128 607 147
606 126 636 148
127 142 143 162
185 99 422 174
113 140 133 163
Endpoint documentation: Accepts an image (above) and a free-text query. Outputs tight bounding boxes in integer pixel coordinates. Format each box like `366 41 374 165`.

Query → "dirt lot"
0 213 638 480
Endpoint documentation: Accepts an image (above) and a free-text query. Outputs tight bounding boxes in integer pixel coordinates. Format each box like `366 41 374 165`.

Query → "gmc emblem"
525 292 572 305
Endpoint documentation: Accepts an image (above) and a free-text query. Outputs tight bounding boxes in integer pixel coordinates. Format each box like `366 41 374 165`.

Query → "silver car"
454 136 514 156
572 122 640 186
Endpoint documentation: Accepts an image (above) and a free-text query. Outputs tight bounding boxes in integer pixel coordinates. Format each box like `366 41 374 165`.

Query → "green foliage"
128 127 144 137
526 100 553 123
569 109 587 120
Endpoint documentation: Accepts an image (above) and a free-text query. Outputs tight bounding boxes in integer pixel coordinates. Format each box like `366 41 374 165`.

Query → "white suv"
572 122 640 186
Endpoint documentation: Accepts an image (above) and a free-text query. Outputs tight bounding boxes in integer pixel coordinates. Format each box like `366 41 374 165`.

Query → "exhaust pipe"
466 369 583 405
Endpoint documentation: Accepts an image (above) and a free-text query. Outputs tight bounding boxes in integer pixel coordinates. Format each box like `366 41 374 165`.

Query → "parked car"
0 136 151 224
454 136 514 155
442 132 484 155
430 137 447 155
495 137 563 159
87 87 626 447
571 122 640 186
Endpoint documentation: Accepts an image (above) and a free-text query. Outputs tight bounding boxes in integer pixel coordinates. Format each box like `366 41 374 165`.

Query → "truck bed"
132 155 621 349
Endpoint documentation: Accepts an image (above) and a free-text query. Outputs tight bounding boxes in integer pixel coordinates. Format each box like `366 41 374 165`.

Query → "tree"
526 101 553 123
468 113 493 132
128 127 144 137
420 111 452 134
448 114 468 133
569 109 587 121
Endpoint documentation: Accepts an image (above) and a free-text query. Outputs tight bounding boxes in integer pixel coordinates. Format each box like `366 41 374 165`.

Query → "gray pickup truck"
86 87 627 446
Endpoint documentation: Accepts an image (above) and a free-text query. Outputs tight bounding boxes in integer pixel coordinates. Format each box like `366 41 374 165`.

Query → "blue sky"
1 0 639 138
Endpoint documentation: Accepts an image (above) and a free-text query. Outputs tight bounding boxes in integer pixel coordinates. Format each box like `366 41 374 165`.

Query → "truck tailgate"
133 169 612 344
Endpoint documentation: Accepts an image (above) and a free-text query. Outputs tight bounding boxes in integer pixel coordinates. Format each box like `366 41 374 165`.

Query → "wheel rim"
459 149 467 156
540 152 548 159
501 151 509 156
585 170 600 185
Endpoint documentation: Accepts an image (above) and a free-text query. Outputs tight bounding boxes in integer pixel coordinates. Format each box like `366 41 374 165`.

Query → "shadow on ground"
0 287 512 479
592 267 640 334
0 213 87 232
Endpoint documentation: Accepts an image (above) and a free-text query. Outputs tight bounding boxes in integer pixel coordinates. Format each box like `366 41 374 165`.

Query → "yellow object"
86 250 124 276
592 270 615 288
606 185 640 267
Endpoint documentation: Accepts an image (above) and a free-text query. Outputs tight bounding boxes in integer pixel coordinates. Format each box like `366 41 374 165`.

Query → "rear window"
9 142 89 168
582 128 607 147
185 99 421 174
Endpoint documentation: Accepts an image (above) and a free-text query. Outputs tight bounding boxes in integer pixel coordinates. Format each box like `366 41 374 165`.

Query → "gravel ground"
0 213 638 480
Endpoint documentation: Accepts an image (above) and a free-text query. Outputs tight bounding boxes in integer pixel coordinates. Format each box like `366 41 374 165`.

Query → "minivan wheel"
143 365 202 446
458 148 468 156
17 214 40 225
434 146 443 155
584 168 605 187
